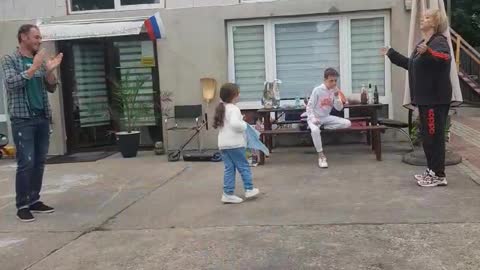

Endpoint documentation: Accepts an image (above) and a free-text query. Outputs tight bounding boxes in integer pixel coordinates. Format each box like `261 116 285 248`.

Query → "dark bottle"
373 85 379 104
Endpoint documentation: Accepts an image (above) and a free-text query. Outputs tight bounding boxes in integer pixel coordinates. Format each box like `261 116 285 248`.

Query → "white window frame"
347 12 392 117
67 0 164 14
227 11 392 116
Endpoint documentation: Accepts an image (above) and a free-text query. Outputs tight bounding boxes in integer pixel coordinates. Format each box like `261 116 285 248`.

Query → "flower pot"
116 131 141 158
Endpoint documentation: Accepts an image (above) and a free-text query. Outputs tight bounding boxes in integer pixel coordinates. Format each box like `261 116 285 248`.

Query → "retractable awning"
38 13 165 41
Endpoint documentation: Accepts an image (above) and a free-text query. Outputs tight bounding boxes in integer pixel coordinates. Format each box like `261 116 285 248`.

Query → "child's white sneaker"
245 188 260 199
221 194 243 204
318 157 328 168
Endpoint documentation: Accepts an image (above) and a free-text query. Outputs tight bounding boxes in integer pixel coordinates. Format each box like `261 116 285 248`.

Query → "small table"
257 103 385 150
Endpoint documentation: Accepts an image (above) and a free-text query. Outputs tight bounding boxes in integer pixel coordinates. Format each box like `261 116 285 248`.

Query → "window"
114 40 157 126
120 0 159 5
275 21 340 99
350 17 386 95
70 0 161 12
231 25 266 101
72 43 111 127
71 0 114 11
228 12 391 107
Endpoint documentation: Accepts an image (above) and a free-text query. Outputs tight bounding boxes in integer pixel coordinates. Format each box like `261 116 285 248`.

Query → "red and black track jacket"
387 33 452 106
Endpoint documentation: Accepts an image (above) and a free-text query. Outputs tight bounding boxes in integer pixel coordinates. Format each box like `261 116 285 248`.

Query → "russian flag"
144 12 165 40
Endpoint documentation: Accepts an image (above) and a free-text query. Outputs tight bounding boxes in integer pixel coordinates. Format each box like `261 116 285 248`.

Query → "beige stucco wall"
157 0 411 150
1 0 412 153
0 0 243 21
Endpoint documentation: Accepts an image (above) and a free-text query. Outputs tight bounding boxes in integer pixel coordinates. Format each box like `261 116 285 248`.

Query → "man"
1 24 63 222
306 68 351 168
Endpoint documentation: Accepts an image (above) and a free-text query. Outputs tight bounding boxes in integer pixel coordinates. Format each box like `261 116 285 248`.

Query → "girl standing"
213 83 260 203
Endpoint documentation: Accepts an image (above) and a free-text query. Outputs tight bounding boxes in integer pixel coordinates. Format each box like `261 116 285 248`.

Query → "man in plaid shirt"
1 24 63 222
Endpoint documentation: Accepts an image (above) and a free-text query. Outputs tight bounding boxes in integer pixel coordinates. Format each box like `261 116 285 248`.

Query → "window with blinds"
275 21 340 99
115 40 156 126
228 14 389 105
351 17 386 95
232 25 266 102
73 44 111 128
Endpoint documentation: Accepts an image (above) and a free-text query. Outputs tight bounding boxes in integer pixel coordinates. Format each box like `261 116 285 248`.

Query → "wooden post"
446 0 452 22
456 36 462 70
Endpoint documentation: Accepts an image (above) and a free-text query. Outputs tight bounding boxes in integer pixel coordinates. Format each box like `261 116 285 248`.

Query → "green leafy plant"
410 115 452 146
451 0 480 47
110 71 152 133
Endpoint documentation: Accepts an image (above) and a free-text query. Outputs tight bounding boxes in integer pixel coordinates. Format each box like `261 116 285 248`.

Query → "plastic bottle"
295 96 301 107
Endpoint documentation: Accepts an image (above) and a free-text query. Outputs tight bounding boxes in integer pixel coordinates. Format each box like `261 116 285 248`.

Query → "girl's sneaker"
221 194 243 204
318 157 328 168
245 188 260 199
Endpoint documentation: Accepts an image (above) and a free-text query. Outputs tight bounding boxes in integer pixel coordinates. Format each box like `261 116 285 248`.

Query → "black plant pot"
116 131 141 158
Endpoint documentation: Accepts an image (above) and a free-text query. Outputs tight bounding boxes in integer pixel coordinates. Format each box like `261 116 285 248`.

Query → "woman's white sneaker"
245 188 260 199
414 169 432 182
417 172 448 187
221 194 244 204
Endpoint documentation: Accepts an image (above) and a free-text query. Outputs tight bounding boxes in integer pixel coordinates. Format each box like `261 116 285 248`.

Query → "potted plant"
110 72 151 158
409 114 452 146
403 110 461 166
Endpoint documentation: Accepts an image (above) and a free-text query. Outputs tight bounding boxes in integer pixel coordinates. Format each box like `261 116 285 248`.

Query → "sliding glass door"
59 36 162 153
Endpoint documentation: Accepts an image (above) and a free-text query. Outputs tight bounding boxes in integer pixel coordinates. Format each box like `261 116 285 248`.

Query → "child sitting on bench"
306 68 351 168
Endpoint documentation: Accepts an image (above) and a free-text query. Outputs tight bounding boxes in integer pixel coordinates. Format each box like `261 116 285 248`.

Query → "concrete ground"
1 142 480 270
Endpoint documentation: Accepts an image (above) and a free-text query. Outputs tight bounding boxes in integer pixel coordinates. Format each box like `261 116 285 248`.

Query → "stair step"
458 70 480 95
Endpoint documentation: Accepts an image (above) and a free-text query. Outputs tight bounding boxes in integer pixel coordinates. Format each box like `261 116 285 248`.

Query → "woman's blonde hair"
426 8 449 34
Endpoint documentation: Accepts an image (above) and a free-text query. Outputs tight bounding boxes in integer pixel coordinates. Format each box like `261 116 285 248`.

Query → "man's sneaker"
417 172 448 187
29 202 55 213
17 208 35 222
318 157 328 168
221 194 244 204
414 169 432 182
245 188 260 199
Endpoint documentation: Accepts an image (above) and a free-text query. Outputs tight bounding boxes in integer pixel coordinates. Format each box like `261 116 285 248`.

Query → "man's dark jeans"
11 116 50 209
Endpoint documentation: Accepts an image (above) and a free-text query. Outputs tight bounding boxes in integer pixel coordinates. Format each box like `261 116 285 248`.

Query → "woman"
382 9 452 187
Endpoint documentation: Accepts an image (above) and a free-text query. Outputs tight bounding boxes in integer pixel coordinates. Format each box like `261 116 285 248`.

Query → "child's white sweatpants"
307 116 351 153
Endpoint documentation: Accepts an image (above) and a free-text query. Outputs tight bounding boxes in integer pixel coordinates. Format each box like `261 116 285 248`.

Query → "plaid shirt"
1 50 56 120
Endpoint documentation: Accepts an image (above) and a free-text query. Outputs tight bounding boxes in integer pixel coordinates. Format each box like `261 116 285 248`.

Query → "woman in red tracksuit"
382 9 452 187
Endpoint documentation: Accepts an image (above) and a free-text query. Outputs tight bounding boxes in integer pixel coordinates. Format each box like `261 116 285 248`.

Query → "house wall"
0 0 67 21
0 0 412 153
157 0 411 150
0 0 246 21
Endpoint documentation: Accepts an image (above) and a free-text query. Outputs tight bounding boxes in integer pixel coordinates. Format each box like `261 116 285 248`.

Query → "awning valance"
39 13 165 41
40 20 144 41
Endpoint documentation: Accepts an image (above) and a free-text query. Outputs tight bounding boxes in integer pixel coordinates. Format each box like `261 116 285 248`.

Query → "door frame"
58 34 162 154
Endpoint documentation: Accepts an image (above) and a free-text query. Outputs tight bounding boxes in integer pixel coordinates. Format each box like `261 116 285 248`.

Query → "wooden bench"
273 116 371 126
258 125 387 165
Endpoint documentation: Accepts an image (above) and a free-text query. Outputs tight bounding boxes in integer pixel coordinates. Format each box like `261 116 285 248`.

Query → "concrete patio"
0 142 480 270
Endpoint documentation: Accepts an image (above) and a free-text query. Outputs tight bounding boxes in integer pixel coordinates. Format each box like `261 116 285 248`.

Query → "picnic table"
255 103 388 164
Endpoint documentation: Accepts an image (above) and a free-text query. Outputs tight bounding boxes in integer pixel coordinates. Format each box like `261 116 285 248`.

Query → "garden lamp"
201 78 217 130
